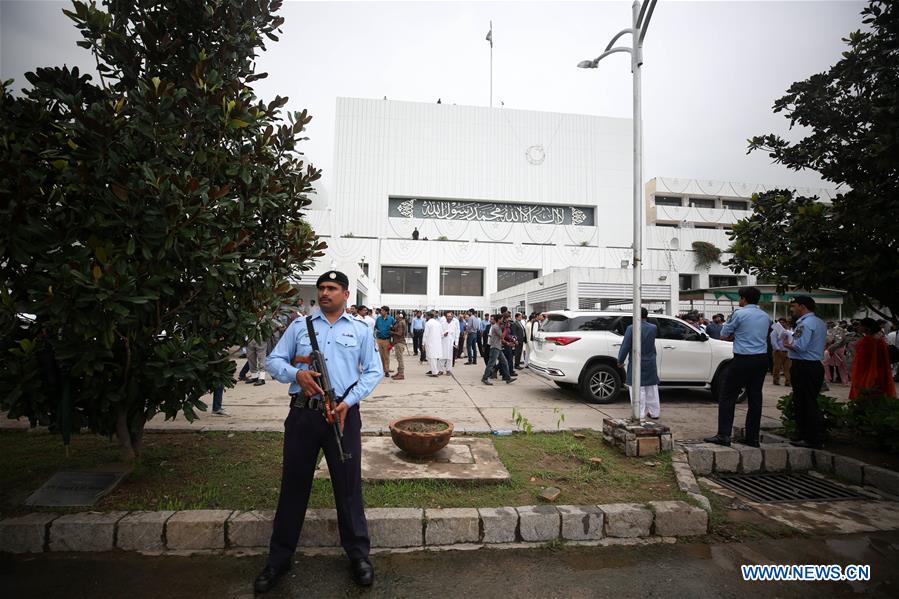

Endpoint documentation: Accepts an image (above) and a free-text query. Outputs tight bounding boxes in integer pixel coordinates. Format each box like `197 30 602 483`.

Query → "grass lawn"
1 429 686 515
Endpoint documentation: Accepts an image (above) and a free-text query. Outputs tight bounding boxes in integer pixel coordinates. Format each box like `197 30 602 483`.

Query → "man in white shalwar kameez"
439 311 460 375
423 312 444 377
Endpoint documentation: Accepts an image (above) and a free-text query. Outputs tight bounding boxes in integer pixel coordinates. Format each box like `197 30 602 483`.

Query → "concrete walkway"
4 531 897 598
1 350 850 441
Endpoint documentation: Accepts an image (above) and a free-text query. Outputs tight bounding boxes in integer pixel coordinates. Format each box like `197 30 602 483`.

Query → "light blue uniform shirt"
787 312 827 361
720 304 771 355
266 312 383 408
411 317 425 331
467 315 481 334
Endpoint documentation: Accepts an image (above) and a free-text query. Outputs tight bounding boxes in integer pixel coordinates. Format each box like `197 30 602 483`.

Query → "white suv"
528 311 736 404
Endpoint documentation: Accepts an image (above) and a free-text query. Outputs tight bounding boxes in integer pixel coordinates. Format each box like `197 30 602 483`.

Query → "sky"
1 0 866 194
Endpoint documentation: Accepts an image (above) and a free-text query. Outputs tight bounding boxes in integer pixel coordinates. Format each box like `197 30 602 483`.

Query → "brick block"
813 450 834 474
651 500 708 536
733 444 762 473
50 511 126 552
0 513 58 553
833 455 864 485
599 503 652 538
684 445 713 475
366 508 423 548
117 511 174 552
672 462 701 495
762 445 788 472
863 465 899 497
165 510 232 550
424 508 480 545
516 506 560 542
299 509 340 547
558 505 603 541
227 510 274 548
786 446 813 471
637 437 661 456
709 446 739 473
478 507 517 543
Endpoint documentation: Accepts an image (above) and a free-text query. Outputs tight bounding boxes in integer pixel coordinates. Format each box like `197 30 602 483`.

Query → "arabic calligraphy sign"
388 197 595 226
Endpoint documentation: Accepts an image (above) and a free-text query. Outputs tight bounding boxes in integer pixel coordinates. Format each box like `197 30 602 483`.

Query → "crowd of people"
676 308 899 399
218 292 897 425
340 305 547 386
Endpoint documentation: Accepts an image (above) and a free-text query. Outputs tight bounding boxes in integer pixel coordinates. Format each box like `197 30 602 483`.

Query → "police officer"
784 295 827 449
254 271 383 593
704 286 771 447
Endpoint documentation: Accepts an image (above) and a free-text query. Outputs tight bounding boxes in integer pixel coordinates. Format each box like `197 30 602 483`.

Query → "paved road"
1 349 850 441
3 532 896 598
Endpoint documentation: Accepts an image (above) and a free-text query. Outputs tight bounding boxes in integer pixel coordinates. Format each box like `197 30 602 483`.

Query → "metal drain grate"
713 472 866 503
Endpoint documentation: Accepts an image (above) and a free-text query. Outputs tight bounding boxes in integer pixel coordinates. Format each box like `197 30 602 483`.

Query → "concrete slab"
314 436 510 481
751 500 899 534
1 363 854 444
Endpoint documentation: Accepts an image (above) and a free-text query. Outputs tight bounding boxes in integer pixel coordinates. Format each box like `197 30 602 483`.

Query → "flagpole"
489 20 493 107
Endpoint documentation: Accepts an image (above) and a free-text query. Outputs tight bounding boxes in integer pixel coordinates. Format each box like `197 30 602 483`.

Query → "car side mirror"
697 332 709 342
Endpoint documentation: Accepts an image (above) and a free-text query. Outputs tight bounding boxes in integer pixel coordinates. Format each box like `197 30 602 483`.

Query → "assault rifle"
292 326 353 463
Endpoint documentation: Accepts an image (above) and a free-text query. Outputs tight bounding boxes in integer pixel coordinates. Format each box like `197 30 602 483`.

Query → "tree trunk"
115 405 145 463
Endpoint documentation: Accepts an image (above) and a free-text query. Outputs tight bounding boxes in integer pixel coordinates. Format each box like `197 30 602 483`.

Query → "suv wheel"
710 364 748 404
580 364 622 404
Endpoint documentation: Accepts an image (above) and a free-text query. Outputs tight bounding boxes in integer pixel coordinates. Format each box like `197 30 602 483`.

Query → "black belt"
289 394 324 410
289 381 358 411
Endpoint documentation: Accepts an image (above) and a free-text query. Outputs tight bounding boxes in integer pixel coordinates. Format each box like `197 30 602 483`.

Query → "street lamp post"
578 0 658 422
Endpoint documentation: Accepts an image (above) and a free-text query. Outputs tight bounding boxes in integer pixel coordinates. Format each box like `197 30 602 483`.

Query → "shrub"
777 394 848 436
846 391 899 453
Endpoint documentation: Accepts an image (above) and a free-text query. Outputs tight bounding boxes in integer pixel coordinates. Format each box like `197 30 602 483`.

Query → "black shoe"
482 378 493 386
253 379 266 386
790 440 824 449
703 435 731 447
743 439 761 448
350 558 374 587
254 564 289 594
505 378 515 384
244 378 258 384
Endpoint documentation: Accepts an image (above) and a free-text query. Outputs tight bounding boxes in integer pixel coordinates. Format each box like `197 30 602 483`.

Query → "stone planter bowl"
388 416 454 458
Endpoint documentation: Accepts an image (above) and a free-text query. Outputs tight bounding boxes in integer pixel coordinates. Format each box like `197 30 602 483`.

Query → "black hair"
641 307 648 319
738 286 761 304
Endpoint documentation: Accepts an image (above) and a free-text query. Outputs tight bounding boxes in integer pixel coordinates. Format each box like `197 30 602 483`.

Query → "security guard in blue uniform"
704 286 771 447
254 271 383 593
784 295 827 449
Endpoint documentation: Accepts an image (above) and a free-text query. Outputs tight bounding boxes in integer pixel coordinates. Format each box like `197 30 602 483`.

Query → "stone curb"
680 439 899 500
0 500 709 554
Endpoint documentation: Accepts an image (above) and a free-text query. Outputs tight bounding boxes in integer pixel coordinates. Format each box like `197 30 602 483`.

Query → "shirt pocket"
336 335 358 349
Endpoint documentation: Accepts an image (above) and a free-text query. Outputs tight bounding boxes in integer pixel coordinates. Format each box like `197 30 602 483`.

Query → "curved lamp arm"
604 28 635 53
577 46 633 68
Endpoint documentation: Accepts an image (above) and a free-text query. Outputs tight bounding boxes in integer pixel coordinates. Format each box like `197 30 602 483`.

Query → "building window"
360 262 369 276
440 267 483 296
654 196 682 207
709 275 740 287
497 269 538 292
694 224 718 229
722 200 749 211
381 266 427 294
679 274 695 291
655 222 678 228
688 198 716 209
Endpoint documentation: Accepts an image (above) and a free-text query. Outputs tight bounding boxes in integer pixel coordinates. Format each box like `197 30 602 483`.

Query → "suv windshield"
542 314 621 333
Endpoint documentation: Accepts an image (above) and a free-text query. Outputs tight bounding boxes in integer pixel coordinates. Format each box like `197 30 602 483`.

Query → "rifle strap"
305 315 358 403
306 316 320 351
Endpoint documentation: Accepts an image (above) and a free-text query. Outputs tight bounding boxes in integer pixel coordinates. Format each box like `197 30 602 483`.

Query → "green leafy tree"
0 0 325 460
728 0 898 325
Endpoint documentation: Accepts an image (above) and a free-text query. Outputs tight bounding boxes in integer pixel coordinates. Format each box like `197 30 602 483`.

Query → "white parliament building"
296 97 840 316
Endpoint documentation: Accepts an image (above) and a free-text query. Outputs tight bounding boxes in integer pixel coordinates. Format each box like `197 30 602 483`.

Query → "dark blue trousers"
267 404 369 571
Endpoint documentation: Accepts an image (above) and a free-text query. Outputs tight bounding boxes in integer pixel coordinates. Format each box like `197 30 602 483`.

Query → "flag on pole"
485 26 492 47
